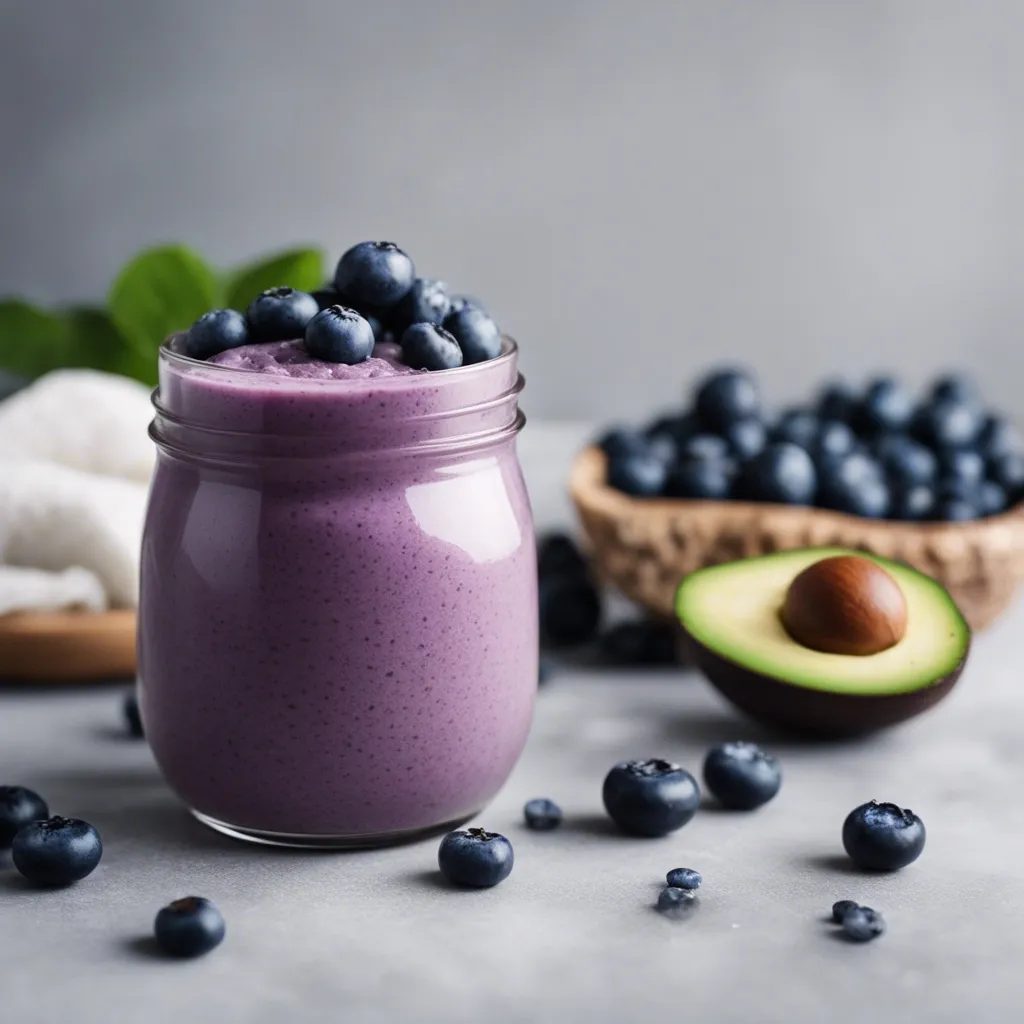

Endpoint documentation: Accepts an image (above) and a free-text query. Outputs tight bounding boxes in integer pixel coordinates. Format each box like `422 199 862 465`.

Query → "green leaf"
0 300 73 378
224 247 325 312
65 307 158 386
108 245 218 356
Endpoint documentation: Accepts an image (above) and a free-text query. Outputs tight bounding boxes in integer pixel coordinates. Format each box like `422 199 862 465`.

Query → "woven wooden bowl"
570 447 1024 632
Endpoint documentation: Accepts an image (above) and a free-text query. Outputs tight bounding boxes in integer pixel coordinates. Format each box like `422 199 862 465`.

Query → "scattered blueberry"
664 458 732 500
842 800 925 871
539 576 602 648
246 287 320 343
599 620 678 665
657 886 697 914
703 742 781 810
935 497 977 522
537 532 587 580
400 322 463 371
438 827 514 888
721 418 767 459
333 241 415 308
831 899 860 923
930 373 976 406
303 306 376 365
735 442 817 505
392 277 451 330
0 786 49 847
154 897 226 958
771 409 819 450
890 483 935 521
841 906 886 943
816 380 858 422
602 759 700 837
818 451 890 518
694 369 760 431
666 867 702 890
607 450 668 497
123 689 143 739
183 309 250 360
856 378 915 435
523 798 563 831
913 399 982 449
11 816 102 886
444 306 502 364
979 480 1008 517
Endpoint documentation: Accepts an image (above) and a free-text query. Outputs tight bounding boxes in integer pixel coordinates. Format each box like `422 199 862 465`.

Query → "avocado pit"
781 555 908 656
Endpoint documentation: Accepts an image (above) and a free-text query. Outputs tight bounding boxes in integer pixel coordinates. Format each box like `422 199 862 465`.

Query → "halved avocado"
675 547 970 737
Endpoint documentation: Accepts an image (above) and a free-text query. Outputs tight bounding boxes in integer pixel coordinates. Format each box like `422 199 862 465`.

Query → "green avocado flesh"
675 548 970 696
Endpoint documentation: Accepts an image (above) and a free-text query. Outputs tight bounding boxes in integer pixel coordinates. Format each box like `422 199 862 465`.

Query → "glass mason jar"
139 338 537 848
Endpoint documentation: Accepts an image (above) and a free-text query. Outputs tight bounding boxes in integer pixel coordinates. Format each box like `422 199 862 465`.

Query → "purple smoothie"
140 337 536 843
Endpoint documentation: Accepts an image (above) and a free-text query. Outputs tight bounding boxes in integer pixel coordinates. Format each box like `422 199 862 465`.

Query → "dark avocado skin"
682 629 970 738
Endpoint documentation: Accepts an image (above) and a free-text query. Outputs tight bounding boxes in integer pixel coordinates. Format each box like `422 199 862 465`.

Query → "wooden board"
0 610 136 682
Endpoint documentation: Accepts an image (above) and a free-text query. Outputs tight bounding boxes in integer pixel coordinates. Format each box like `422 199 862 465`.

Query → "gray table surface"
4 424 1024 1024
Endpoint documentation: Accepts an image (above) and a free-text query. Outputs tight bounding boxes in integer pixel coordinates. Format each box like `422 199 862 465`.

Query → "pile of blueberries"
185 240 502 371
600 368 1024 522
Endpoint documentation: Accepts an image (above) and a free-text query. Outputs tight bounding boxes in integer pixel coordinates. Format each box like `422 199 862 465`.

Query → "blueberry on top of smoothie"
304 305 376 365
401 322 463 371
334 241 416 308
392 277 451 330
246 287 320 343
184 309 250 360
444 307 502 365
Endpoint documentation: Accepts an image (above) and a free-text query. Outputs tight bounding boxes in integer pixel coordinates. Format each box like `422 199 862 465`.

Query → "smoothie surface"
210 339 422 380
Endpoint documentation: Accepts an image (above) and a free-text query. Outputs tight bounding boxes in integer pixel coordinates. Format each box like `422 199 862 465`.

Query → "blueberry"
812 420 857 460
818 452 890 518
936 475 977 502
523 798 563 831
735 442 817 505
771 409 818 450
443 306 502 364
817 380 859 422
702 742 781 810
874 436 937 486
647 412 700 447
680 433 730 461
842 800 925 871
598 427 649 461
599 620 678 666
449 294 487 316
311 285 342 310
664 458 732 500
602 759 700 837
666 867 702 890
333 241 415 308
438 827 514 888
183 309 250 360
0 786 49 847
913 399 982 449
890 483 935 521
979 480 1008 517
154 897 226 958
856 378 915 435
11 816 102 886
694 369 760 431
303 306 376 365
123 689 144 739
930 372 976 406
721 418 766 459
831 899 860 923
540 576 601 648
935 497 977 522
647 432 678 465
246 286 320 343
400 322 463 371
392 277 451 330
657 886 697 914
537 532 587 581
989 453 1024 497
841 906 886 943
607 451 668 497
978 416 1022 461
938 449 985 488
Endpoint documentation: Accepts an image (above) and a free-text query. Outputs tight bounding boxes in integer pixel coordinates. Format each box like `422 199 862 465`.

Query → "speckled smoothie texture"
140 335 536 838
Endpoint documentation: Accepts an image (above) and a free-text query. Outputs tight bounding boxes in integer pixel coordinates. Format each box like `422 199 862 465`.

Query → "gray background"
2 0 1024 420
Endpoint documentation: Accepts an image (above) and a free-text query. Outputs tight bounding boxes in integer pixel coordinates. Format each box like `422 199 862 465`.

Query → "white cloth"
0 370 153 611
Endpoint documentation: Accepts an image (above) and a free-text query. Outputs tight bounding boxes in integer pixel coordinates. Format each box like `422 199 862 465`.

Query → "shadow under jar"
140 337 536 848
